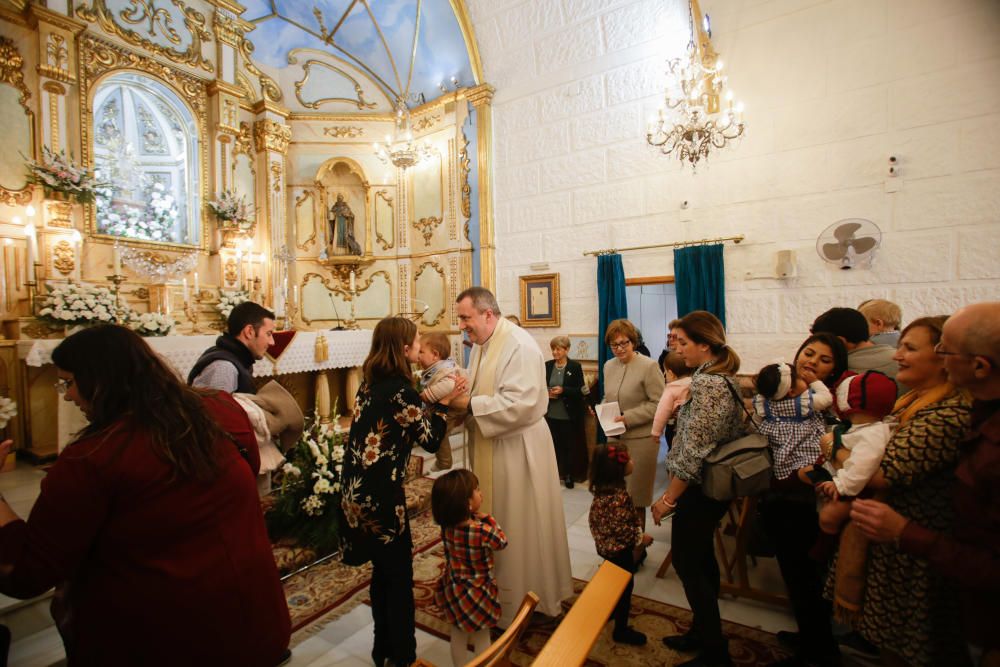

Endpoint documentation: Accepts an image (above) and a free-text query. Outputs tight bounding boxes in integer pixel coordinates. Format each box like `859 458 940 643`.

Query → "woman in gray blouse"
651 310 744 667
600 319 665 523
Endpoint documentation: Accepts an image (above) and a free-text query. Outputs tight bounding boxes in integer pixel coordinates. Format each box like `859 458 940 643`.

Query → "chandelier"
373 102 434 170
646 0 745 169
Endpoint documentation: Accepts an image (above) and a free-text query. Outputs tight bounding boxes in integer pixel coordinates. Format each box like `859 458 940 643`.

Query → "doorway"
625 277 677 357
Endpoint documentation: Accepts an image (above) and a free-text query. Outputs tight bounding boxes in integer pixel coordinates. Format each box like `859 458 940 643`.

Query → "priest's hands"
441 376 470 410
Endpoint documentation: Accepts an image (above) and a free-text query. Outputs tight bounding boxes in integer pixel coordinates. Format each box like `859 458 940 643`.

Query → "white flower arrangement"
0 397 16 430
128 311 176 337
36 282 133 327
24 146 106 204
96 181 179 242
217 290 250 319
208 189 255 230
266 412 348 553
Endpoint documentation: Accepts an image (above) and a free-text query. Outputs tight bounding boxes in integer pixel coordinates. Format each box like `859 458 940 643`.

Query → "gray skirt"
617 434 659 507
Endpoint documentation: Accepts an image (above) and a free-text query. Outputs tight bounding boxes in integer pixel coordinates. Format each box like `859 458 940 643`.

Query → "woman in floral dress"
339 317 466 667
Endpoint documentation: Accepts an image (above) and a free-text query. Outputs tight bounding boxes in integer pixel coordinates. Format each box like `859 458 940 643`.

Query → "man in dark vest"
188 301 275 393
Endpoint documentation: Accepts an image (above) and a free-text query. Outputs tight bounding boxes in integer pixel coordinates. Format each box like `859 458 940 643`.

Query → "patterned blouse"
665 364 746 483
435 514 508 632
588 488 643 559
339 375 448 566
754 381 832 480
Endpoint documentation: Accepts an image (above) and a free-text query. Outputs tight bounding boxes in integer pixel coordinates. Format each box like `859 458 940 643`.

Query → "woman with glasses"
829 316 972 667
0 325 291 666
600 319 664 528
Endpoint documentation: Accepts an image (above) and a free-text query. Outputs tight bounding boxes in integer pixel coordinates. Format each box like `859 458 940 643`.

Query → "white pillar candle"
235 250 243 286
24 223 37 282
349 270 356 293
71 230 82 282
112 243 122 275
193 271 199 297
292 284 298 305
182 278 189 303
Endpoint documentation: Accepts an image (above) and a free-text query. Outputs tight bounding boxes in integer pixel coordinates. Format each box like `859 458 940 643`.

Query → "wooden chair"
412 591 539 667
533 561 631 666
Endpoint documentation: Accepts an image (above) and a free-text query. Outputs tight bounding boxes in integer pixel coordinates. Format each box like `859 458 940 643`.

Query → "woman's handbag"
700 378 773 501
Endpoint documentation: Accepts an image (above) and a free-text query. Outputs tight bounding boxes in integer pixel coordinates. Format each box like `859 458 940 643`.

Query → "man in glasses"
850 302 1000 667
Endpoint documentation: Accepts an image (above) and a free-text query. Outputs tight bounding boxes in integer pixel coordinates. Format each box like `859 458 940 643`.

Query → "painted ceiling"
240 0 477 113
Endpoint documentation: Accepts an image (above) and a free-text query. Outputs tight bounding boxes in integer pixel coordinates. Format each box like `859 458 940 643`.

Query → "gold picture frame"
519 273 560 328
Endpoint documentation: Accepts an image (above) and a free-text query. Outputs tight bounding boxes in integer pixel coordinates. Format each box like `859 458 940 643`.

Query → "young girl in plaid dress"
432 469 508 666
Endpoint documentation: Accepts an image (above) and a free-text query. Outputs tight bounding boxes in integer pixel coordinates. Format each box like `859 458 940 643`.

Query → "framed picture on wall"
519 273 560 327
567 334 599 361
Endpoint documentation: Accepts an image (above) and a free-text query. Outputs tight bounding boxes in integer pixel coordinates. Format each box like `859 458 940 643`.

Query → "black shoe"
275 649 292 666
776 630 800 651
663 632 703 652
837 631 878 658
565 477 575 489
613 626 648 645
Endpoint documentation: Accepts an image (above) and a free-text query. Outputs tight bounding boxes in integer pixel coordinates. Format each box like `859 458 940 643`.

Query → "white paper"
596 401 626 437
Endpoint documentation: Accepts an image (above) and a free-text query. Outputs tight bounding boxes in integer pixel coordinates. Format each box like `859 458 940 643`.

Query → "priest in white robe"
450 287 574 624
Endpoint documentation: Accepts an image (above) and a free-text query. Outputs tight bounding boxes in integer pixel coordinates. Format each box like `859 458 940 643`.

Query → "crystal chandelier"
373 102 434 170
646 0 745 169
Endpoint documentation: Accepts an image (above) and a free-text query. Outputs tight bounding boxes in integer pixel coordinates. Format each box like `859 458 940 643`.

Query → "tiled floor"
3 439 799 666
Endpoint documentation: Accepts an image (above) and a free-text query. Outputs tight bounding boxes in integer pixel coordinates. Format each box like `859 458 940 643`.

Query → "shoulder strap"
715 374 760 431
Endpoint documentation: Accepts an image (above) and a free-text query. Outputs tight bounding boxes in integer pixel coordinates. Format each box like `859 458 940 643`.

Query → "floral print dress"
339 375 449 566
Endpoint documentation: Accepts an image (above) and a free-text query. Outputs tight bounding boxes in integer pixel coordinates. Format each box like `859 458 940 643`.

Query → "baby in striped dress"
432 469 508 666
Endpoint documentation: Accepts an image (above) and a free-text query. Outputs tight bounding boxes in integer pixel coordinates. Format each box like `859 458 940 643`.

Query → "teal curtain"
674 244 726 327
597 253 628 399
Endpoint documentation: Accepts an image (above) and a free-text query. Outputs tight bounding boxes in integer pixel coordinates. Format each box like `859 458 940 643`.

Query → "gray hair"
550 335 570 350
456 286 501 316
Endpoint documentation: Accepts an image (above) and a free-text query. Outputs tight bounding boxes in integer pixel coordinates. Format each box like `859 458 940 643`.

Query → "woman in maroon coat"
0 325 291 666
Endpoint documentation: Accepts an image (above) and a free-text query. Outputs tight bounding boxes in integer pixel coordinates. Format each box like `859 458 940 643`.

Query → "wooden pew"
532 560 631 666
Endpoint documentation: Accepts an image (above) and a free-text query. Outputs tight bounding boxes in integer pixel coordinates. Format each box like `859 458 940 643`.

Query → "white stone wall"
467 0 1000 369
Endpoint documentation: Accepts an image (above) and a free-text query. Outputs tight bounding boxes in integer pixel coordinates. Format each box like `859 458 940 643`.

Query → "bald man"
851 302 1000 666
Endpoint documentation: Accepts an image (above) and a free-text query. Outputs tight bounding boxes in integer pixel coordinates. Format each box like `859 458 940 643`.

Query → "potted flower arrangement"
128 311 176 337
266 413 348 554
216 289 250 319
95 181 179 242
208 190 255 234
36 282 133 329
24 146 106 204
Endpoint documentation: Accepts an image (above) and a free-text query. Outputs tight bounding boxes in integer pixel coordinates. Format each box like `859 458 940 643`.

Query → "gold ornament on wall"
76 0 215 73
46 201 74 228
53 240 75 276
323 126 364 138
459 133 472 224
290 56 378 110
254 119 292 154
46 33 69 71
0 36 35 206
413 216 442 247
238 37 282 102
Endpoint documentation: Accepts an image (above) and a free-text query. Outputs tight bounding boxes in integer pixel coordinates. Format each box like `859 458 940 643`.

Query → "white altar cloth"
22 329 373 379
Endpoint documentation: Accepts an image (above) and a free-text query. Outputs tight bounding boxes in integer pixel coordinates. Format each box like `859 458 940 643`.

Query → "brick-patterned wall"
467 0 1000 370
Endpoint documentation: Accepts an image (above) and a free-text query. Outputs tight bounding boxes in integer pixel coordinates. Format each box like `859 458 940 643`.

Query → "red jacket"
900 398 1000 648
0 392 290 666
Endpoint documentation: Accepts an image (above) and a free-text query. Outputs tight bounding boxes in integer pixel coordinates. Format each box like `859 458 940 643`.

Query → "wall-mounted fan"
816 219 881 270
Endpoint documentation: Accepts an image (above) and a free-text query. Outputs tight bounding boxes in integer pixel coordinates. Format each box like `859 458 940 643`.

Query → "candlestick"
113 242 122 275
25 223 37 282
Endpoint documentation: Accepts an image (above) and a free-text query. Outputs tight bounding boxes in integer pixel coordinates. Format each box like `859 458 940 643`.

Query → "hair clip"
606 445 629 464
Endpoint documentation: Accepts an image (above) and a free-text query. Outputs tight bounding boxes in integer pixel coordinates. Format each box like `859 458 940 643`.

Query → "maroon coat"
0 392 290 666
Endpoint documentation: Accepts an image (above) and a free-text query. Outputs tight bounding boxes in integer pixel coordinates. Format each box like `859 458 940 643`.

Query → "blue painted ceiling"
240 0 476 109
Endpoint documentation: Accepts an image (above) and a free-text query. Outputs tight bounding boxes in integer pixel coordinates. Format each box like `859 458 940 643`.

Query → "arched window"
92 72 199 244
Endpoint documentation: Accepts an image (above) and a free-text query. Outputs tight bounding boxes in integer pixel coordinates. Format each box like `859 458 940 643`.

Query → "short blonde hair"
858 299 902 330
550 335 570 351
604 319 639 347
419 332 451 361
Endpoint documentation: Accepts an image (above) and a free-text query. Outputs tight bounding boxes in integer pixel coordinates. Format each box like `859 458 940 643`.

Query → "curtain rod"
582 235 745 257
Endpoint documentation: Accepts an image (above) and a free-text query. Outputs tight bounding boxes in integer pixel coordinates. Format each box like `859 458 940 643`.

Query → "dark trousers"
671 488 730 658
606 548 637 631
546 416 588 481
369 532 416 665
758 494 839 661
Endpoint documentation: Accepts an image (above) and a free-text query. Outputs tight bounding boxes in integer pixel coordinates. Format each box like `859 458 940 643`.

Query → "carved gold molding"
76 0 215 73
254 119 291 154
212 12 244 46
299 269 391 325
79 35 210 251
235 71 254 103
459 131 471 225
413 216 442 247
238 36 281 102
46 201 74 228
414 260 446 326
374 190 394 251
233 121 254 159
412 113 441 132
323 126 364 138
53 240 75 276
294 190 316 251
0 36 35 206
224 257 237 284
289 55 377 111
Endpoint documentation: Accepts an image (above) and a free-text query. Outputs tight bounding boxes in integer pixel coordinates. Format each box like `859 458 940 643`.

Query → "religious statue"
328 194 362 256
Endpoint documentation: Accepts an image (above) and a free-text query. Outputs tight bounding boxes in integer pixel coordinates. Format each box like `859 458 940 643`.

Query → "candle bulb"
349 270 356 293
113 243 122 275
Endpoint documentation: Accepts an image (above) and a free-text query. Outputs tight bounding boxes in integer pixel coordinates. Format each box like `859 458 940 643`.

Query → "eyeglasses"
609 340 632 351
934 342 970 358
54 377 75 394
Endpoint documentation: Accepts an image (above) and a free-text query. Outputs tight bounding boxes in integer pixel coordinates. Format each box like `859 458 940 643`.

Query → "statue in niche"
328 194 362 256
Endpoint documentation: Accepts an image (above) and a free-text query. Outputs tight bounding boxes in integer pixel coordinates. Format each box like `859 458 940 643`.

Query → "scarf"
833 381 959 624
466 316 515 514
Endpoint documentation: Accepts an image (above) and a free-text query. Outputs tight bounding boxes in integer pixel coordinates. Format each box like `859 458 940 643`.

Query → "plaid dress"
754 389 828 480
434 514 508 632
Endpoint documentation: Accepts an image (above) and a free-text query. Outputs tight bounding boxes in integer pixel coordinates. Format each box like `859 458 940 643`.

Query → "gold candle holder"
106 274 126 324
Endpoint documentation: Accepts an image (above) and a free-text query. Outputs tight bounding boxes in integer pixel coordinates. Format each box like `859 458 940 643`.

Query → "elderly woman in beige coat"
600 319 665 527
